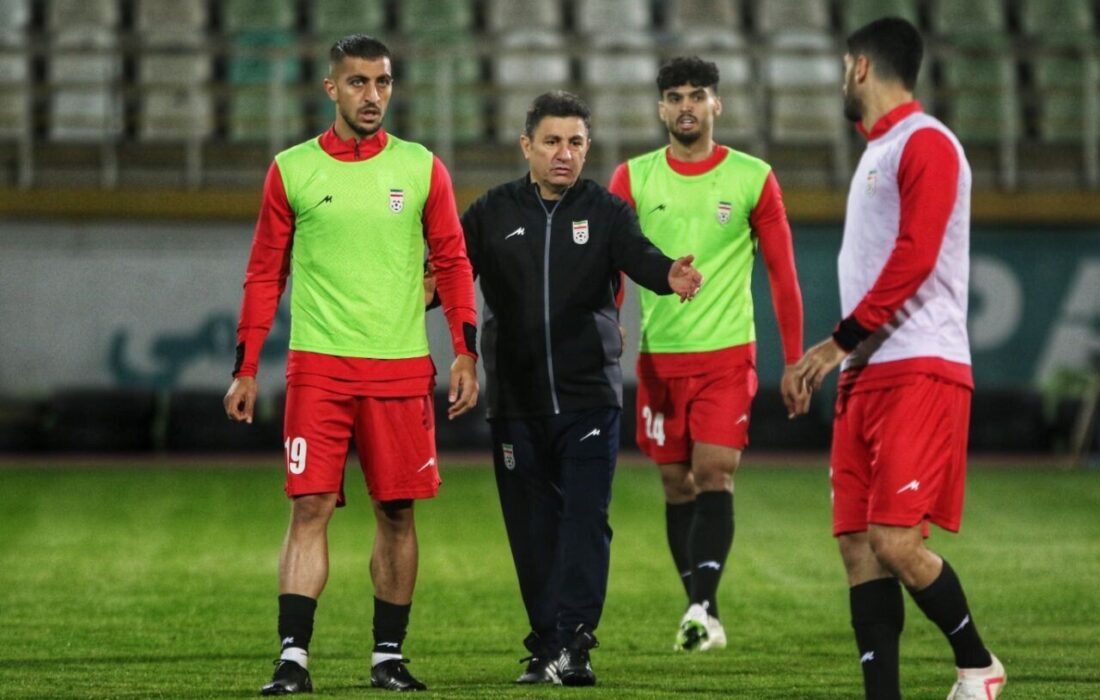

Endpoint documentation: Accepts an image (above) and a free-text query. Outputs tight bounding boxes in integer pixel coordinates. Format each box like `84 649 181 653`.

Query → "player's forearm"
753 179 803 362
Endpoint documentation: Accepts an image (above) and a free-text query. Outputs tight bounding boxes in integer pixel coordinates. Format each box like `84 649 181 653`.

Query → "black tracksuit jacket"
461 175 676 419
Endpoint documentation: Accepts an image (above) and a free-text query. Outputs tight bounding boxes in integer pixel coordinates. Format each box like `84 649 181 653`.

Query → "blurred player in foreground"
793 17 1005 700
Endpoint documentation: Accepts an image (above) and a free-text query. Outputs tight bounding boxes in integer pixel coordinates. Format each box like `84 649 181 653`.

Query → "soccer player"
223 35 479 695
461 91 702 687
792 18 1005 700
608 56 807 651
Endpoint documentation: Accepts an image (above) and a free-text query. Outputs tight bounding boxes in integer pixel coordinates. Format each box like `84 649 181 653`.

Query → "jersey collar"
318 126 388 161
664 144 730 175
858 101 922 141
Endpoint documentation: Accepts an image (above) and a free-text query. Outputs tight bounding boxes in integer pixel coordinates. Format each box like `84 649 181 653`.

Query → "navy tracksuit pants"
490 406 620 649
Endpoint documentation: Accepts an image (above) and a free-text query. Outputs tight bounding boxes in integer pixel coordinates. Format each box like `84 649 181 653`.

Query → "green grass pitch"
1 459 1098 698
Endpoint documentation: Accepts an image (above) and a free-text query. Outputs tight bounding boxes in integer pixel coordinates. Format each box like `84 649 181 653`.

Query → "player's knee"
659 469 695 502
867 530 919 574
375 499 415 535
692 459 734 492
290 493 338 527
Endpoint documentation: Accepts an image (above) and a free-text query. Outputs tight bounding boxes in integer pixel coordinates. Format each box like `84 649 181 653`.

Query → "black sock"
908 560 992 669
278 594 318 653
666 501 696 599
373 596 411 657
850 577 904 700
688 490 733 619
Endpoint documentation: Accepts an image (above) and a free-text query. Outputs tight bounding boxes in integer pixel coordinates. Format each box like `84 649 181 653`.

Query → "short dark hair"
656 56 720 95
329 34 391 65
846 17 923 90
524 90 592 138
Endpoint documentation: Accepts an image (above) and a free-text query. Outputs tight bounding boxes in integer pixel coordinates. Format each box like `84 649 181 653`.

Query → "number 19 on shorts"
285 437 307 474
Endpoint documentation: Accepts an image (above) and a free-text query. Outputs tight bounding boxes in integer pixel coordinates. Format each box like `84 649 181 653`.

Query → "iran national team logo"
716 201 732 225
572 220 589 244
389 188 404 213
866 170 877 196
502 443 516 470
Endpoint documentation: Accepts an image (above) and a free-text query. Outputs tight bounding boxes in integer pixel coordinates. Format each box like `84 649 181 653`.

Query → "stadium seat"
583 34 661 143
575 0 652 35
841 0 919 33
222 0 296 33
228 88 306 143
398 0 474 38
47 0 119 40
765 31 844 143
941 53 1019 144
135 0 208 46
486 0 562 34
1032 56 1094 143
0 0 30 46
493 32 571 143
138 53 212 87
1019 0 1095 46
228 30 302 86
0 87 30 140
310 0 386 43
404 39 482 144
50 88 124 141
666 0 742 34
753 0 831 35
931 0 1007 46
140 89 215 141
0 48 30 138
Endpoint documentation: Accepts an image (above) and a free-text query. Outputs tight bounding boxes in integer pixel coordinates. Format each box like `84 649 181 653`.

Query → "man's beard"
341 106 381 137
669 124 702 146
843 89 862 123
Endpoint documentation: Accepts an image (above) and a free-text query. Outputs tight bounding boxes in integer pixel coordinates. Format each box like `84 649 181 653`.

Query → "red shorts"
830 374 971 537
635 356 758 463
283 383 440 505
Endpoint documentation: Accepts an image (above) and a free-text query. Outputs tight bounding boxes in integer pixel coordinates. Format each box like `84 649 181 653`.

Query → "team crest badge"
572 220 589 245
866 170 877 196
389 188 404 213
502 443 515 470
716 201 732 225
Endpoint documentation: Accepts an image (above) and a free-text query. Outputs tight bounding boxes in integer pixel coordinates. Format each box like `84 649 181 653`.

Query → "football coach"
459 91 703 687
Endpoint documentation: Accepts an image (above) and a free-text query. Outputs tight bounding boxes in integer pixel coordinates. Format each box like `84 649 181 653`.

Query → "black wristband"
831 317 871 352
463 322 478 356
233 342 245 376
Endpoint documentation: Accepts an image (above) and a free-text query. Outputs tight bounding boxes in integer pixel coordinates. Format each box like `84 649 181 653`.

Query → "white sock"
280 647 308 669
372 651 402 667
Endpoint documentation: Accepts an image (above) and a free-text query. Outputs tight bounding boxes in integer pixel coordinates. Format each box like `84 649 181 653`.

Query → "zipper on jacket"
535 187 566 415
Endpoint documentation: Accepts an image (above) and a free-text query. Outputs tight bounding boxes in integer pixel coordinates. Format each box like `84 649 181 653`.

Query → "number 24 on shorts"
642 406 666 446
285 437 307 474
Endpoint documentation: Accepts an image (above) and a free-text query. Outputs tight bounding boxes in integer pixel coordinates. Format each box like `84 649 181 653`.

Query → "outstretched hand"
791 337 850 393
668 254 704 303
